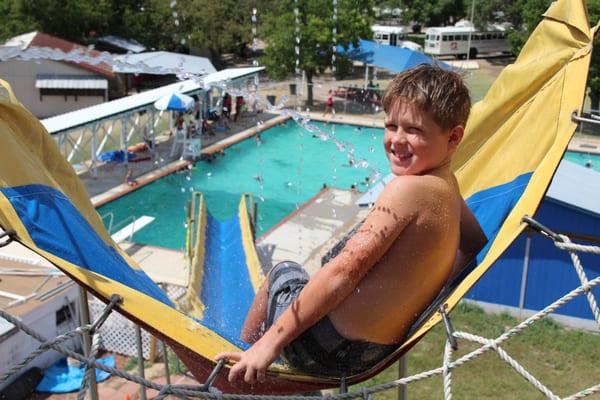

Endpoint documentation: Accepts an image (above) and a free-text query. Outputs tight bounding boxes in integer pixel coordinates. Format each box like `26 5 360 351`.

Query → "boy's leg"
240 261 309 344
240 279 269 344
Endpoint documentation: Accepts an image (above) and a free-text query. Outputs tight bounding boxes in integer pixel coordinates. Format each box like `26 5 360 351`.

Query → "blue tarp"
98 150 136 163
336 39 451 73
36 356 115 393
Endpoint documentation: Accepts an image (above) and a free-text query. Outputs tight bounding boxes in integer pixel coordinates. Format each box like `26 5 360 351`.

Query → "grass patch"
350 302 600 399
124 356 153 371
465 69 497 102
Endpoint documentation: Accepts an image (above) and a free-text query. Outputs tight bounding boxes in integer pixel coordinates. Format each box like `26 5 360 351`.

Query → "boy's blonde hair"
382 64 471 130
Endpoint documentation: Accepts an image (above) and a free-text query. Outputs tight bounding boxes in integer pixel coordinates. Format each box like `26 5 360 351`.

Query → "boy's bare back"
329 172 462 344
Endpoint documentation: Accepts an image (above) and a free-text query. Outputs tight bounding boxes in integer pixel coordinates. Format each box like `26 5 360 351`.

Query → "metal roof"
357 160 600 217
113 51 217 75
546 160 600 216
98 35 146 53
35 74 108 90
371 25 410 34
41 67 264 134
337 39 451 73
4 31 114 77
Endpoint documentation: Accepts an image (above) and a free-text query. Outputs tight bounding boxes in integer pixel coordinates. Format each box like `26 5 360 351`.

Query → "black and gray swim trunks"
266 261 396 377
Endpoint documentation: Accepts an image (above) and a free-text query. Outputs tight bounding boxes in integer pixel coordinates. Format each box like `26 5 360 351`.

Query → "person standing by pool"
223 93 232 120
216 64 487 382
322 90 335 117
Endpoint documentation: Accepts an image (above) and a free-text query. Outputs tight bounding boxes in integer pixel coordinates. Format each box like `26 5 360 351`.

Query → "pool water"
562 150 600 173
98 120 389 250
98 119 600 251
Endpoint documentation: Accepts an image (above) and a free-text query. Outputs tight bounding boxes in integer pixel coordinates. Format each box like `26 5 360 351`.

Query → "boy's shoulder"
378 173 458 213
384 173 454 197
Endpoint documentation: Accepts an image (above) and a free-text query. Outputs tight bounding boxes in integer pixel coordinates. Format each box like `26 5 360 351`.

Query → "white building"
0 32 115 118
0 241 80 392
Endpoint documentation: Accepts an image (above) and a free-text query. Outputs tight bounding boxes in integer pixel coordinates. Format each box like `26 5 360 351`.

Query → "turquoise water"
98 119 599 251
98 120 389 250
563 150 600 173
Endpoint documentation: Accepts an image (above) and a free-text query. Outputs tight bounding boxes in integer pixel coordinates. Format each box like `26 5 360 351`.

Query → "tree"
260 0 374 106
587 0 600 112
112 0 183 52
499 0 600 111
20 0 112 43
175 0 270 67
0 0 38 42
400 0 465 27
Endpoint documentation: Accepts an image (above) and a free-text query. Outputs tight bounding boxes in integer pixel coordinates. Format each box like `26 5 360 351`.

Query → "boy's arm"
448 199 487 281
215 178 419 384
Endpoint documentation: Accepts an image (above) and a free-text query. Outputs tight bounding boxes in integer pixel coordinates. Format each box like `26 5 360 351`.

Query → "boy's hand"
215 339 280 384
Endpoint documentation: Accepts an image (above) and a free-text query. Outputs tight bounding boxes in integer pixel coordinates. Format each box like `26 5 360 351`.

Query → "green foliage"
0 0 38 42
20 0 112 42
124 356 152 371
587 0 600 111
165 345 189 375
259 0 374 104
400 0 466 27
177 0 257 61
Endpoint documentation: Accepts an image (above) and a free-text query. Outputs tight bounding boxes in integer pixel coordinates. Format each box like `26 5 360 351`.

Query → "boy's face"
384 100 462 176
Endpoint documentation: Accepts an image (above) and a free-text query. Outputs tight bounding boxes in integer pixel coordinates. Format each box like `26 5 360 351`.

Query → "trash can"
267 95 276 105
289 83 297 95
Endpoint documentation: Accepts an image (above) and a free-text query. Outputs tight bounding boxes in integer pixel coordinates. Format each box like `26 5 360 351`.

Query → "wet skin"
216 100 487 384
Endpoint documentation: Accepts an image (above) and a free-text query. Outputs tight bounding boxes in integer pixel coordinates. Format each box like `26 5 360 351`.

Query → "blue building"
466 160 600 330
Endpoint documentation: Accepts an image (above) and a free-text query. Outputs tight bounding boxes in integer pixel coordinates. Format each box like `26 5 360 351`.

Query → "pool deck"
256 188 369 276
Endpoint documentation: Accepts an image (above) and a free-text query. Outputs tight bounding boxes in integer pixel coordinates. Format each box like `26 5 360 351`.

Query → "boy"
216 65 487 383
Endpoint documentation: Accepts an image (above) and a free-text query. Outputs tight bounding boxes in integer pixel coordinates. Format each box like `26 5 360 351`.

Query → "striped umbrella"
153 92 195 112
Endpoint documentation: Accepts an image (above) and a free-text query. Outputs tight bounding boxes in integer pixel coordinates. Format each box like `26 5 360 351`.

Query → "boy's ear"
448 125 464 150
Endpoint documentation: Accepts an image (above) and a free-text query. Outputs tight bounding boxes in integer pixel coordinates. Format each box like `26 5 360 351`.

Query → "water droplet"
369 146 375 153
180 187 185 193
206 172 212 177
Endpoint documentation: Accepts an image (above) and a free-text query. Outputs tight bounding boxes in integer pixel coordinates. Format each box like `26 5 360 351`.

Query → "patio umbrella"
153 92 195 112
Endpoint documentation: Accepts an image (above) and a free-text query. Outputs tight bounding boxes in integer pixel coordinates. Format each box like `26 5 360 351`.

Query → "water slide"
177 193 265 347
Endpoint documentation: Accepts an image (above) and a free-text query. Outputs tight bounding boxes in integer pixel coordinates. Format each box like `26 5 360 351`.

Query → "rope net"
0 219 599 400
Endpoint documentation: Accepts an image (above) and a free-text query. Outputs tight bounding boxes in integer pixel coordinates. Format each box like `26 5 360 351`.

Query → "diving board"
110 215 155 243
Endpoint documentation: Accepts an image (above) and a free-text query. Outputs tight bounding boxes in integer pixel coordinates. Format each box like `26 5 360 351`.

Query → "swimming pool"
562 150 600 173
98 120 389 250
98 120 599 250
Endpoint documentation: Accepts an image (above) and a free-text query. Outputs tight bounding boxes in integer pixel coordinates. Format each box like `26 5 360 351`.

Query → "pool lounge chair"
0 0 597 394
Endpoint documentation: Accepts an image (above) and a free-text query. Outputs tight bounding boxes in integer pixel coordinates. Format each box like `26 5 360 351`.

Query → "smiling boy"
216 64 487 383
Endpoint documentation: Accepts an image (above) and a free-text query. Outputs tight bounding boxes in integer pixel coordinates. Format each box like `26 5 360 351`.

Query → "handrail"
110 215 138 242
572 111 600 126
101 212 115 233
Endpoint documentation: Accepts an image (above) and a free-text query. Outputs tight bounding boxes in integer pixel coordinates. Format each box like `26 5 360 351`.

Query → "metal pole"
162 341 171 385
466 0 476 62
91 123 98 178
518 233 532 318
364 64 369 90
135 325 147 400
398 355 408 400
122 116 128 169
78 287 98 400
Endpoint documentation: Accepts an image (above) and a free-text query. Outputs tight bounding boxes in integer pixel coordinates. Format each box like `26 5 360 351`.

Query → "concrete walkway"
257 188 368 276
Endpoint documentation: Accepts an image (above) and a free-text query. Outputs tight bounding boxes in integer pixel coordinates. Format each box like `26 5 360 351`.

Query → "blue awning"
336 39 451 73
